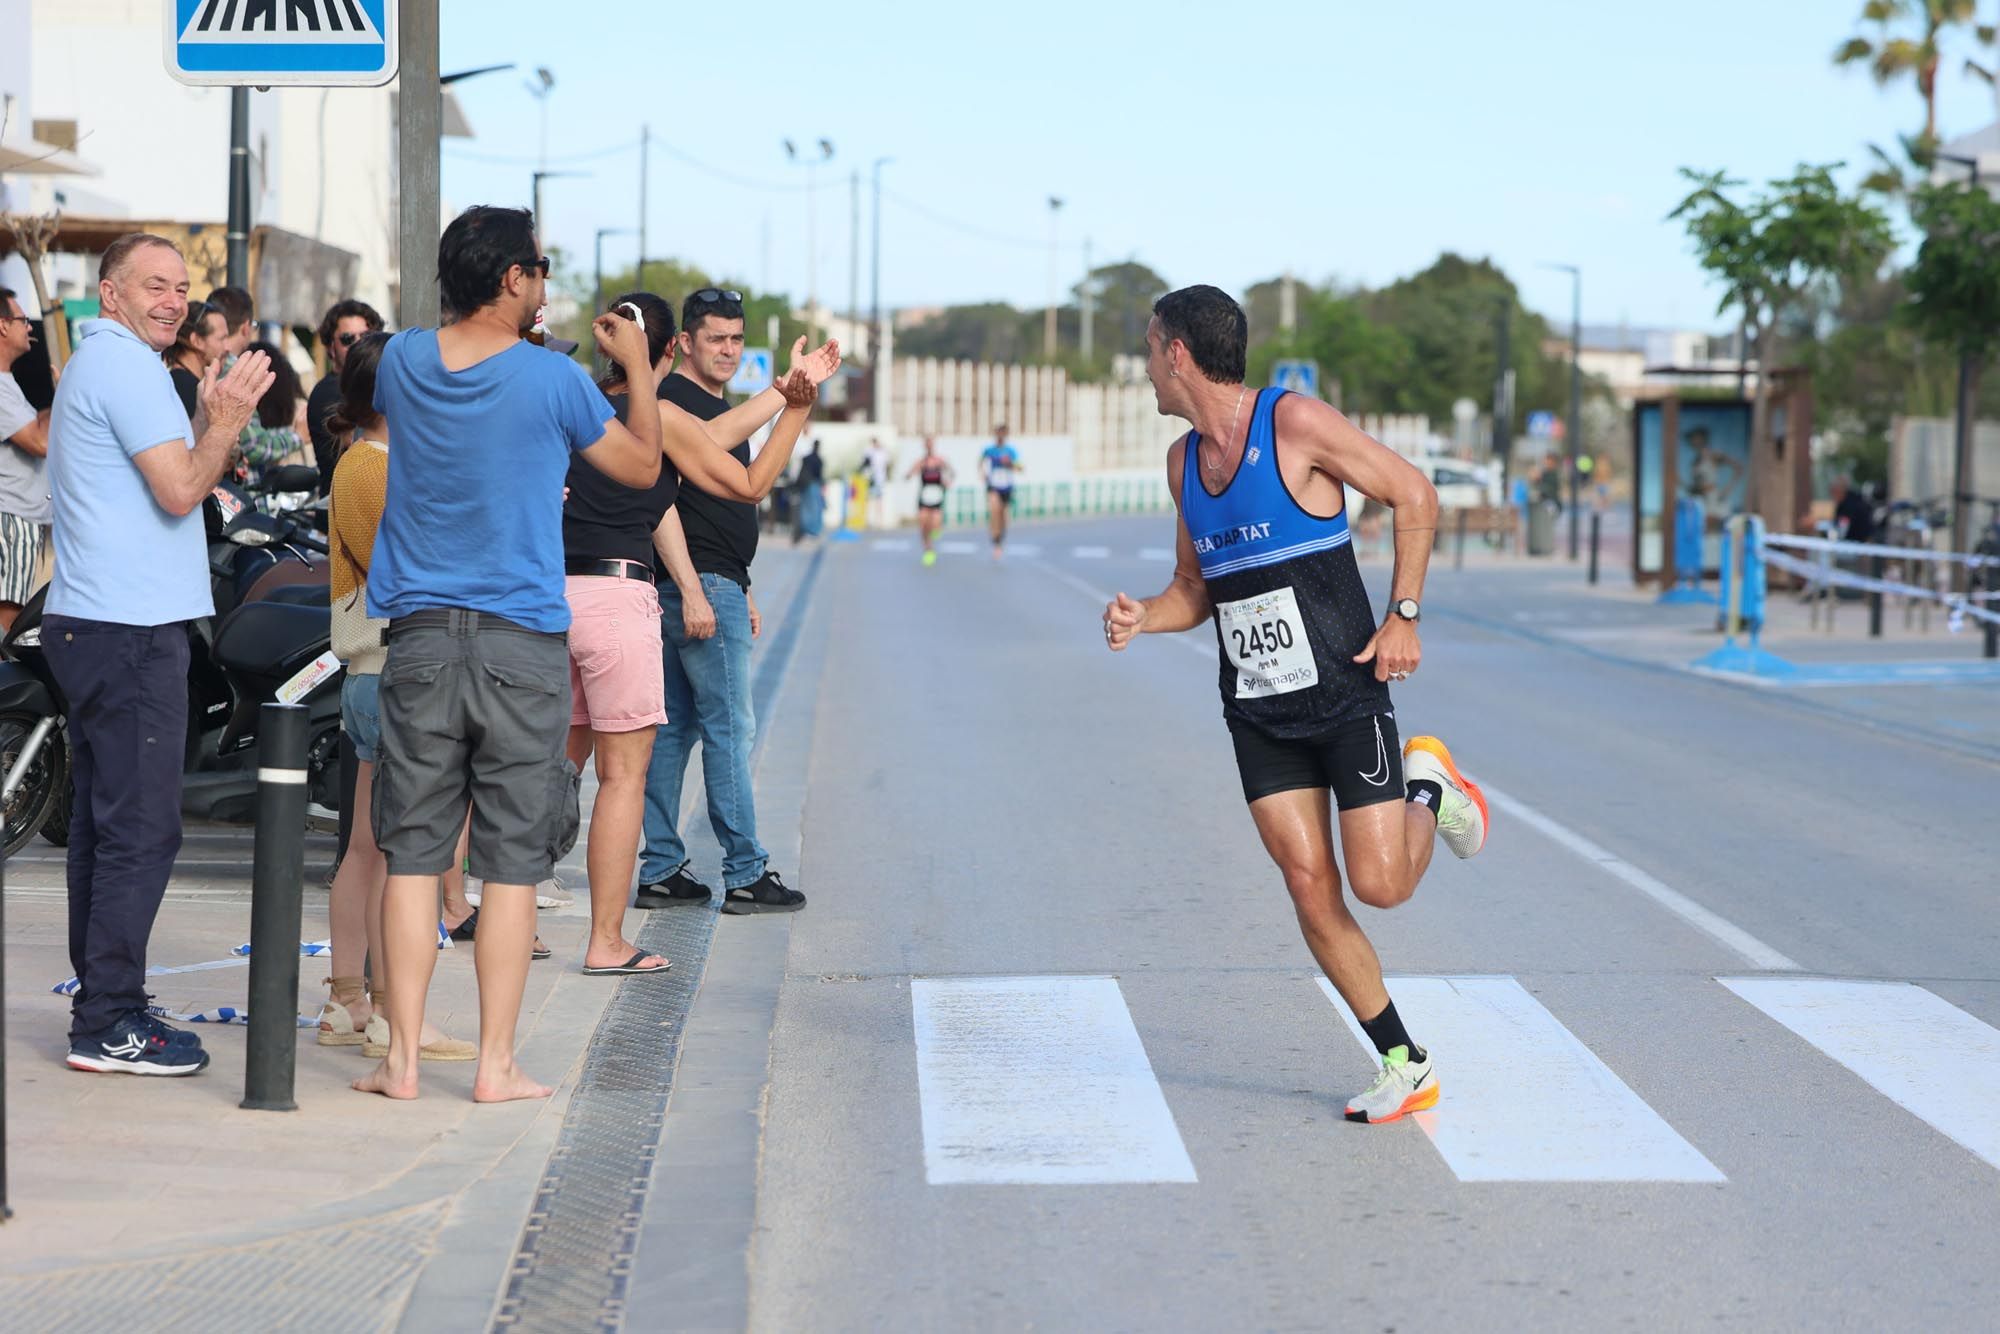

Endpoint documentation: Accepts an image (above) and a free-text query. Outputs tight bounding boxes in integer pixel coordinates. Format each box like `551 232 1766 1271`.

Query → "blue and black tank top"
1180 387 1390 739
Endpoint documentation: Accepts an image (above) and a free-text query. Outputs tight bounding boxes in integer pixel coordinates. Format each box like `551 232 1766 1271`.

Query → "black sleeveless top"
1180 388 1390 739
562 391 680 567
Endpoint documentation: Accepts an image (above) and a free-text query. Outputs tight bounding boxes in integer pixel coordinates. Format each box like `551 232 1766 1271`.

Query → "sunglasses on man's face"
521 256 552 278
337 331 365 348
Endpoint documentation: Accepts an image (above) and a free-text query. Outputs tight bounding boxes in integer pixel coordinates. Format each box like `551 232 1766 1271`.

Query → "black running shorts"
1229 712 1405 810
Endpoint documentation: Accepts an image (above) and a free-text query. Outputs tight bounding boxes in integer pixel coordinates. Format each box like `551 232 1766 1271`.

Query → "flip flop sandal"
447 907 478 942
581 950 672 977
533 939 552 961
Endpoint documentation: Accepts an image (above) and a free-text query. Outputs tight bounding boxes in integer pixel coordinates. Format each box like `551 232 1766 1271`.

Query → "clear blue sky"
437 0 2000 337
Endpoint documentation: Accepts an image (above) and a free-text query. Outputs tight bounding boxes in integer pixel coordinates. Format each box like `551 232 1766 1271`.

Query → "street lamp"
525 67 555 233
1542 261 1583 560
871 156 893 422
530 168 586 254
594 226 634 317
1045 195 1064 361
783 137 835 346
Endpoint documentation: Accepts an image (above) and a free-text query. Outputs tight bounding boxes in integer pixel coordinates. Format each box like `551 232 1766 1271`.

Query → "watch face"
1395 599 1420 619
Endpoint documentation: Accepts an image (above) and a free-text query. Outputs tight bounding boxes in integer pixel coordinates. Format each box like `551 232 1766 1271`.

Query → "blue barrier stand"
1694 515 1795 677
1659 497 1719 605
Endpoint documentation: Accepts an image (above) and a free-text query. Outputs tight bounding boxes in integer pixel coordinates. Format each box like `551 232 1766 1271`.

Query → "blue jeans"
640 574 766 890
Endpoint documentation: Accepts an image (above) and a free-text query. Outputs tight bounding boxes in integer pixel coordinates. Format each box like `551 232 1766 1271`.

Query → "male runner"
979 424 1022 559
908 436 952 566
1102 285 1489 1125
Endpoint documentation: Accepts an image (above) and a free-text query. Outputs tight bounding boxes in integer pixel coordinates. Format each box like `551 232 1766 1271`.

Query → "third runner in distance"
1102 285 1490 1125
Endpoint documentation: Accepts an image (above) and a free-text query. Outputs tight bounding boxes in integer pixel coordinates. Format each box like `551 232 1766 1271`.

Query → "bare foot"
472 1059 553 1103
352 1059 420 1099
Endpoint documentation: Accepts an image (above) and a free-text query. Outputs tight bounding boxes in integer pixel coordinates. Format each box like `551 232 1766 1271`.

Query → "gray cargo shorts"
375 609 581 884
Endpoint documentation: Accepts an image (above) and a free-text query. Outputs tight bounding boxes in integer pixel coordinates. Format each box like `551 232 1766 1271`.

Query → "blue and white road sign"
1270 359 1320 399
1527 410 1558 439
729 347 774 396
167 0 400 88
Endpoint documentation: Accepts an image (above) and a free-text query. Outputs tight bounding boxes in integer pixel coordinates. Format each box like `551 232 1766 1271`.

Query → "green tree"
895 302 1034 363
1834 0 1988 189
1904 178 2000 546
1671 164 1895 507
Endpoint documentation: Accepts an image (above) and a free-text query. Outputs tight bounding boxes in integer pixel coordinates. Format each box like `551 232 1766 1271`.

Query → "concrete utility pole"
1544 262 1583 559
1493 296 1513 488
594 226 632 362
397 0 441 329
1044 195 1064 361
1080 237 1094 360
784 137 834 347
1280 270 1297 333
848 168 859 348
227 87 251 288
870 157 891 422
638 123 649 293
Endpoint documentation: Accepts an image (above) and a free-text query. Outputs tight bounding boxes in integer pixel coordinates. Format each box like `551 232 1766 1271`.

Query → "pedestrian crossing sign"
730 347 774 396
167 0 400 88
1270 359 1320 399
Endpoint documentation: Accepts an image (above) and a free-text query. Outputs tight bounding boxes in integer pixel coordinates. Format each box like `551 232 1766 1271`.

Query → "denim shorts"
341 671 382 763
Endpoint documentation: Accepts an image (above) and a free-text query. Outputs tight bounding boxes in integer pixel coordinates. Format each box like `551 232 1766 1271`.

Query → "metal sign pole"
397 0 441 331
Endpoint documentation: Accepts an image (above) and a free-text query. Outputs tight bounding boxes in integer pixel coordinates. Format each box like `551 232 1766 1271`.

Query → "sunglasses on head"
690 288 743 307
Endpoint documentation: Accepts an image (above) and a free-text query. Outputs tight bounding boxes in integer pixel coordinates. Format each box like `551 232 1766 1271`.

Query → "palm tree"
1835 0 1984 187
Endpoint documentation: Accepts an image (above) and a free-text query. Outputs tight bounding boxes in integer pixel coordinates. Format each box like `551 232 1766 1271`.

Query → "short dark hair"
245 339 303 430
598 291 676 391
1152 285 1246 384
438 205 537 320
327 330 390 440
681 288 745 336
166 300 221 364
207 284 254 333
0 286 16 317
102 233 182 287
317 298 385 351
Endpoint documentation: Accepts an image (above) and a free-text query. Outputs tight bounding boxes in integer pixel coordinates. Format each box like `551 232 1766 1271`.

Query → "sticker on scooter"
276 649 342 705
211 486 244 521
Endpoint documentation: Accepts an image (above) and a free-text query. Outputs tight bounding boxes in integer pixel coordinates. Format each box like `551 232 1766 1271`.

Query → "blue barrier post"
1659 497 1719 605
1694 515 1790 677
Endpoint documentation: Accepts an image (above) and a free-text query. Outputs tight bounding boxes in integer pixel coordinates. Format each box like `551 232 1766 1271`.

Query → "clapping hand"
199 349 276 437
786 336 842 387
776 368 818 410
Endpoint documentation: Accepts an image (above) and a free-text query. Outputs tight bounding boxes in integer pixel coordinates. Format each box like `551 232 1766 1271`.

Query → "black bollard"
1588 512 1602 586
1454 508 1468 571
1869 556 1884 638
243 704 310 1112
2 814 11 1221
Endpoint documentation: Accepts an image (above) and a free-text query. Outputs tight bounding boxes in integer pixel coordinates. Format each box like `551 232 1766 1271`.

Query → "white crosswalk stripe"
1720 978 2000 1171
1071 545 1112 559
938 540 979 555
911 976 1196 1185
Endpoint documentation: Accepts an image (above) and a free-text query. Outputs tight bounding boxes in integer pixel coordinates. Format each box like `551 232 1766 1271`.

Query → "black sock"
1359 1001 1426 1063
1406 779 1442 821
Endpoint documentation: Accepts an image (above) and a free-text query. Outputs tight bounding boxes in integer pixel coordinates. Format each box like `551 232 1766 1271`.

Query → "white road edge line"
1479 783 1801 972
1036 553 1801 972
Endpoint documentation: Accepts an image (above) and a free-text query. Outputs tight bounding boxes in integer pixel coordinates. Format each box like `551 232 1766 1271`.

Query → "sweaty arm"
1105 440 1211 649
1278 396 1438 606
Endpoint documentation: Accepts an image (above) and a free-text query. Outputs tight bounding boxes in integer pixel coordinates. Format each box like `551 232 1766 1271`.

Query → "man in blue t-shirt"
45 234 275 1077
980 424 1024 559
357 205 663 1106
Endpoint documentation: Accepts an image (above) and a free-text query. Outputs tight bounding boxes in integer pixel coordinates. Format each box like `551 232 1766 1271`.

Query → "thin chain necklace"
1202 386 1248 477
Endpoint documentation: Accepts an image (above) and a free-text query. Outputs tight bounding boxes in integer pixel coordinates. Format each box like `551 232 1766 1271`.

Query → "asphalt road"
664 514 2000 1333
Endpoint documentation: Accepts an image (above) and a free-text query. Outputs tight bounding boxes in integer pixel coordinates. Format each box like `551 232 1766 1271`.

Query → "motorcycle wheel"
0 709 69 858
39 770 73 846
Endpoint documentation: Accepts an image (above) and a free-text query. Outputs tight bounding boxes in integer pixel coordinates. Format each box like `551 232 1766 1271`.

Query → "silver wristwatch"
1390 598 1421 623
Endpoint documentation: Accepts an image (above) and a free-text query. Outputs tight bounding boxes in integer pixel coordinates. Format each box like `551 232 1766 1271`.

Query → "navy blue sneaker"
68 1012 210 1076
142 1011 206 1049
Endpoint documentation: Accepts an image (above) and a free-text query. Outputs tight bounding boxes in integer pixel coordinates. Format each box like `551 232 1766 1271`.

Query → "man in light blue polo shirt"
45 232 273 1078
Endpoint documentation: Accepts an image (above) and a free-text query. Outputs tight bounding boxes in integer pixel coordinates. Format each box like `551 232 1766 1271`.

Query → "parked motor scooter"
0 589 69 856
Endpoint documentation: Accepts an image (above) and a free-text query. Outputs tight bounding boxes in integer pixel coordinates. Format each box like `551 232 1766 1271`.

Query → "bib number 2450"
1216 586 1318 699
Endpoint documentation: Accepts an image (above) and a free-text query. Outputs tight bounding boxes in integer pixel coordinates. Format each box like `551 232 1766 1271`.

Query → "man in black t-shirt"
636 288 806 915
307 299 384 496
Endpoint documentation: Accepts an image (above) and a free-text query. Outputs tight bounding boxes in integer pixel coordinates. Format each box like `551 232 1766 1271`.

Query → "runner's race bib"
1216 586 1318 699
919 482 946 508
989 465 1014 490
